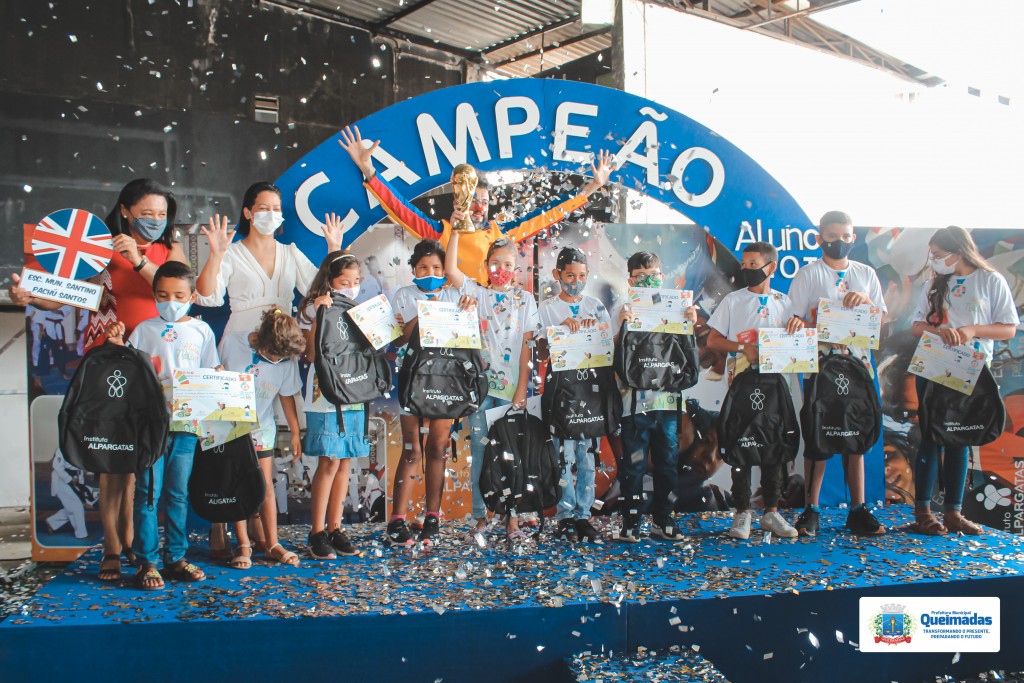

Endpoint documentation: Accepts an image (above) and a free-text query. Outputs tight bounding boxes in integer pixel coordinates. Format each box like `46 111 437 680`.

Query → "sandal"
122 546 137 566
210 546 233 562
166 560 206 582
267 543 300 567
135 563 164 590
230 544 253 570
944 511 985 536
904 512 947 536
98 554 122 582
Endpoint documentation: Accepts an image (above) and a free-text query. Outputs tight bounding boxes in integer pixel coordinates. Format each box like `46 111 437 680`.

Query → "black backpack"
188 435 265 523
314 293 392 430
480 410 561 516
717 368 799 468
542 365 623 440
919 365 1005 448
58 343 169 474
397 324 488 419
800 353 882 459
614 324 699 394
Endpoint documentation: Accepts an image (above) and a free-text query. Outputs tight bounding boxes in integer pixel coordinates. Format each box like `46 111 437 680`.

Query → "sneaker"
419 514 440 545
761 511 798 538
385 519 413 547
727 510 753 540
650 516 686 542
574 518 603 544
307 530 337 560
328 529 359 556
557 518 579 543
612 516 642 543
795 507 820 537
846 506 886 536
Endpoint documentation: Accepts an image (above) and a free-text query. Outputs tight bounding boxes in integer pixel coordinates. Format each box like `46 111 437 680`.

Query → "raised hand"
338 125 379 179
322 213 344 252
582 150 616 195
200 214 234 257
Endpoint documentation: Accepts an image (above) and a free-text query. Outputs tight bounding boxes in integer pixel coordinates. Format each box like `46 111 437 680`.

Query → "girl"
196 182 343 342
297 252 370 560
444 230 538 544
387 240 476 547
909 226 1018 536
220 309 306 567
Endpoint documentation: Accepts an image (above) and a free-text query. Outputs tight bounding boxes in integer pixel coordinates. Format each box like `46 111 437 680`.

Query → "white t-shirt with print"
536 294 610 339
391 284 464 323
220 333 302 450
297 303 362 414
461 280 539 401
912 269 1019 361
128 317 220 430
707 288 793 341
788 259 887 323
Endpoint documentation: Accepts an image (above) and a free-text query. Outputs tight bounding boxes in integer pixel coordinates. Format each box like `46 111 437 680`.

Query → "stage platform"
2 508 1023 683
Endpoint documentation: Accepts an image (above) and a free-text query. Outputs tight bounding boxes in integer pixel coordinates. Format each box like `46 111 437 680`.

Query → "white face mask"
251 211 284 235
931 254 960 276
333 286 360 300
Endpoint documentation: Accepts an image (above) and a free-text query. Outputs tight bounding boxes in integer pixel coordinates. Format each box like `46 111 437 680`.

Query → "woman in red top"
10 178 188 581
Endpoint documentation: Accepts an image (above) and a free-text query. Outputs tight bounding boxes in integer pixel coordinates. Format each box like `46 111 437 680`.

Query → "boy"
785 211 887 537
107 261 220 589
538 247 611 543
613 252 697 543
707 242 799 540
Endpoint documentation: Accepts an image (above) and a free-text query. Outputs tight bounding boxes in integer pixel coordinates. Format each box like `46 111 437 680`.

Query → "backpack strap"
450 419 461 464
336 404 346 436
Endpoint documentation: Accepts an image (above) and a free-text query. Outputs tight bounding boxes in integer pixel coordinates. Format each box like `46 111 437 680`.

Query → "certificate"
547 322 614 370
816 299 882 349
908 331 985 395
624 288 694 334
757 328 819 374
417 299 482 349
348 294 402 350
171 369 258 450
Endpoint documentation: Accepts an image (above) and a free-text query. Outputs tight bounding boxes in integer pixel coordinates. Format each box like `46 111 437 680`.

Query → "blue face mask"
131 216 167 242
561 280 586 298
156 300 191 322
413 275 447 291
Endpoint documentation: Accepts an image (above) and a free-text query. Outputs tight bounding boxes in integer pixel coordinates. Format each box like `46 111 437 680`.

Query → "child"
785 211 887 537
908 226 1018 535
707 242 799 540
105 261 219 589
444 230 538 543
220 309 306 568
387 239 477 546
537 247 610 543
296 251 370 559
613 252 698 543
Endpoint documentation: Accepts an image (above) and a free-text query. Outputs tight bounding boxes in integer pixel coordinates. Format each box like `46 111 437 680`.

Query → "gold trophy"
450 163 479 233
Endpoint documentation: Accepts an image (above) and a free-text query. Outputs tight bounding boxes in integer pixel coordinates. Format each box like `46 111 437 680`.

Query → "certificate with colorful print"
547 322 614 370
624 288 694 334
757 328 819 374
816 299 882 349
171 369 257 449
417 299 482 349
908 331 985 395
348 294 402 350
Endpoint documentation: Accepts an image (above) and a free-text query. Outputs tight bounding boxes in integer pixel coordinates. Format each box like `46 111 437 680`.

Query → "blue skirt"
304 410 370 459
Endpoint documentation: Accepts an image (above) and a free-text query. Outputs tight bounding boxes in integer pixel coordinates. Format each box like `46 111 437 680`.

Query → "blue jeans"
554 438 596 520
914 376 970 512
133 432 199 565
618 411 679 520
469 395 510 519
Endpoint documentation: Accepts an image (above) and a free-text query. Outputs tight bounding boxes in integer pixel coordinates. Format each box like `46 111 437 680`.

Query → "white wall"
0 310 30 507
620 0 1024 229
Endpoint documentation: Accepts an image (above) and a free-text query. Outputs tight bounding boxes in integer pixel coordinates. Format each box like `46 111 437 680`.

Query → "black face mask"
821 239 854 260
740 265 769 288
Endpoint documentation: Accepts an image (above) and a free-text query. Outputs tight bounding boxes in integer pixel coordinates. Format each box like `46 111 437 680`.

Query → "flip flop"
135 564 164 590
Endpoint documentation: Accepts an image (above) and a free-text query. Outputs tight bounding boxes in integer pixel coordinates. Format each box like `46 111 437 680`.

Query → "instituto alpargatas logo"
871 603 915 645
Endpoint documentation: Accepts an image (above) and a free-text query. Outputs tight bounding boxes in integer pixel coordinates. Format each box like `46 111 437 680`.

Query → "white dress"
197 241 317 336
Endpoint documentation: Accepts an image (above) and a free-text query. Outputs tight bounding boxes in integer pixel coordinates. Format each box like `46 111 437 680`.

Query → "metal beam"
492 27 610 67
482 15 579 56
742 0 862 30
370 0 443 30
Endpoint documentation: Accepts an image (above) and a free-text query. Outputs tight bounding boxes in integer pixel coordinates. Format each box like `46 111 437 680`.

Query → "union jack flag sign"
31 208 114 280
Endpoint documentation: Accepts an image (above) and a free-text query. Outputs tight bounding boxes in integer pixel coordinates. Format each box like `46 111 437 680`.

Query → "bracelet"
133 257 149 272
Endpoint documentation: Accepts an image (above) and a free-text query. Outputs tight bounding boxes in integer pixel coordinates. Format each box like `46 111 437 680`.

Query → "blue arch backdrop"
269 79 880 507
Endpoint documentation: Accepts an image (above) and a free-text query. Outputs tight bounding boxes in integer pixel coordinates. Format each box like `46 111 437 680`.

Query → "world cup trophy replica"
450 163 479 233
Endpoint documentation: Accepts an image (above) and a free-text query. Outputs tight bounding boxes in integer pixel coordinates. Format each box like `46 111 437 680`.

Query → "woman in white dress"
197 181 343 340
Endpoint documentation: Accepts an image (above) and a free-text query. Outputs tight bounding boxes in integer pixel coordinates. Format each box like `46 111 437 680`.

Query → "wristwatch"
133 257 149 272
737 344 746 352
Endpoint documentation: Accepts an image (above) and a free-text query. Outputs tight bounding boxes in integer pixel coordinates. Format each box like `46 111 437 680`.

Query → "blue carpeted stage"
2 508 1022 683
